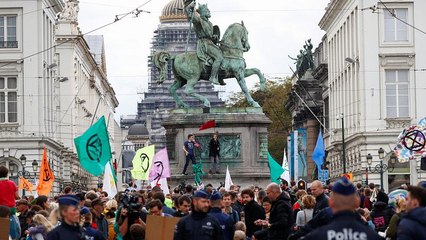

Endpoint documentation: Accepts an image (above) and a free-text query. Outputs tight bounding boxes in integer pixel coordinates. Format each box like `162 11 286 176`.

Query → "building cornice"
319 0 349 30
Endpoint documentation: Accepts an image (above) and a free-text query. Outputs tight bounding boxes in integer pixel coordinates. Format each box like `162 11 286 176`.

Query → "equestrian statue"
152 0 265 108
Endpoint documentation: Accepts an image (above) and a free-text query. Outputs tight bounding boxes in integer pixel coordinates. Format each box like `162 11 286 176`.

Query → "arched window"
9 162 19 185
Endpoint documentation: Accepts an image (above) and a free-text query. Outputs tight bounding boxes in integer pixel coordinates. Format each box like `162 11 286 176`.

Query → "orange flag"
36 148 55 196
19 177 34 192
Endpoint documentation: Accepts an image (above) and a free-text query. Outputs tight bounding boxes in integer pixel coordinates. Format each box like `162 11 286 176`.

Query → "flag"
19 177 34 192
150 178 170 194
199 120 215 131
36 148 55 196
149 148 171 183
224 166 233 191
312 130 325 168
268 152 284 184
280 148 290 182
74 116 112 176
131 145 155 180
102 161 117 198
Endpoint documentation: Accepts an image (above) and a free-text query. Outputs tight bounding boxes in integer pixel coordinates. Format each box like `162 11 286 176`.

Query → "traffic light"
298 180 306 190
341 173 353 181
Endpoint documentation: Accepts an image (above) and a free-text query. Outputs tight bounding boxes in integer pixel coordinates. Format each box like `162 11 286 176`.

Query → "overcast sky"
78 0 330 120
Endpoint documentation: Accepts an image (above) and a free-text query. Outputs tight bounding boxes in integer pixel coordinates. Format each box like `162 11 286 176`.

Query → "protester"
182 134 196 175
92 198 109 239
16 199 30 239
261 197 272 221
233 230 246 240
147 199 172 217
0 205 20 240
173 195 191 217
396 185 426 239
241 188 265 238
208 132 221 174
28 214 54 240
370 195 394 233
295 195 316 229
208 192 234 240
174 190 223 239
303 178 381 240
47 195 87 240
310 180 329 216
152 192 176 215
222 192 240 224
363 188 373 210
129 223 145 240
81 208 106 240
385 198 406 240
0 166 20 208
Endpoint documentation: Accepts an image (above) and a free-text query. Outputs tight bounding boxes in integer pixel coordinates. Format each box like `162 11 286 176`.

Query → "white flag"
281 148 290 182
150 178 170 194
225 166 233 191
103 162 117 198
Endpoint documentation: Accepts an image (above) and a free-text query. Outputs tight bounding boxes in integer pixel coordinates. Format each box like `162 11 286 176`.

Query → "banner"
268 153 284 184
280 148 290 183
150 178 170 194
149 148 171 183
131 145 155 180
19 177 34 192
297 128 308 180
102 162 117 198
74 116 112 176
36 148 55 196
312 130 325 168
224 166 233 191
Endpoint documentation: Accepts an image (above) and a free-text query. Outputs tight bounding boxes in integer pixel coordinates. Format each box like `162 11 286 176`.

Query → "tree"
227 78 293 162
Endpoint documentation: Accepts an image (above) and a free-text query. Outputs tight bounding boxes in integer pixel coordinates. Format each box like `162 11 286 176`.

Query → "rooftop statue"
60 0 79 22
153 0 265 108
289 39 315 78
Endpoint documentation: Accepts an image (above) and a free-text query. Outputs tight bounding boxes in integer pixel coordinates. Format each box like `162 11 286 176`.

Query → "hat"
193 190 210 199
58 195 80 207
332 177 356 196
210 191 222 201
16 199 29 206
80 207 90 215
91 198 107 208
418 181 426 189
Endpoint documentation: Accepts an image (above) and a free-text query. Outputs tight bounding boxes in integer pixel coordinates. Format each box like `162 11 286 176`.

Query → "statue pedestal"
162 107 272 188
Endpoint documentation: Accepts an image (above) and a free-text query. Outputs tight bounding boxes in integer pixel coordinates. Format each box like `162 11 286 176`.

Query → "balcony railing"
0 41 18 48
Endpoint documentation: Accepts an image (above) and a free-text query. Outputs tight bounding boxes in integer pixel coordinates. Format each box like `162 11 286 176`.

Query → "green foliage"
227 78 293 163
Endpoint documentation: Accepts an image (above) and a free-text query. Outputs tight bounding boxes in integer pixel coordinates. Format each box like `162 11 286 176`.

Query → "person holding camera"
115 195 146 240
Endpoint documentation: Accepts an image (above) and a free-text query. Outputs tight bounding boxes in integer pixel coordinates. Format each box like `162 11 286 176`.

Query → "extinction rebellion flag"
74 116 112 176
131 145 155 180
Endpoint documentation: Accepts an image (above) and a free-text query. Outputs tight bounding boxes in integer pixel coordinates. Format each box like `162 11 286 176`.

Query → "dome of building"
160 0 187 23
128 124 149 136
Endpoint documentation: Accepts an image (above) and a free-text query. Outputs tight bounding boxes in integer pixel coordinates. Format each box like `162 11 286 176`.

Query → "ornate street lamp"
366 149 395 192
17 154 38 196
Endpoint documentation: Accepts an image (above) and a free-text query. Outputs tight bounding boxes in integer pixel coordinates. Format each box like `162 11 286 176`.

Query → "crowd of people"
1 164 426 240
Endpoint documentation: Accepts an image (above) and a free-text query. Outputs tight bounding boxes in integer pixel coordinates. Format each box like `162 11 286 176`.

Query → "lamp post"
18 154 38 196
366 148 396 192
337 113 346 173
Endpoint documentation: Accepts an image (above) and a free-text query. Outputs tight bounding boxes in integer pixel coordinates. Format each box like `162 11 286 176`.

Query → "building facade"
0 0 121 195
319 0 426 191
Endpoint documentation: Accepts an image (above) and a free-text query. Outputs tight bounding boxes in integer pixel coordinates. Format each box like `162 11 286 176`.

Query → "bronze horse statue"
153 22 265 108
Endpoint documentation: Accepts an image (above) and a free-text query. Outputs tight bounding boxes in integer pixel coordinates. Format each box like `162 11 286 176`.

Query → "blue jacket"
209 207 234 240
303 211 381 240
83 222 106 240
174 209 224 240
47 222 86 240
397 207 426 240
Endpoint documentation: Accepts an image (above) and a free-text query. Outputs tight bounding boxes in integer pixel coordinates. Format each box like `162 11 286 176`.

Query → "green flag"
74 116 112 176
268 152 284 184
131 145 155 180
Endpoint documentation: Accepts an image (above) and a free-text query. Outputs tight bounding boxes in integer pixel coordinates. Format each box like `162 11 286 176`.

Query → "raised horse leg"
169 80 189 108
183 79 211 108
236 72 261 108
244 68 266 91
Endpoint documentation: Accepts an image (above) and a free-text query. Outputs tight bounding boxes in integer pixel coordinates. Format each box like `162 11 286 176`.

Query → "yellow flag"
36 148 55 196
19 177 34 192
131 145 155 180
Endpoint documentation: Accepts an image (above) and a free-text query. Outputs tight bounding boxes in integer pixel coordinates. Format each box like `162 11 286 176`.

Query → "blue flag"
312 130 325 167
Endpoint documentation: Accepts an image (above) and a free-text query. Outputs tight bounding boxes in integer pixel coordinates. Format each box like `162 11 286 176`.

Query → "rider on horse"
184 0 226 85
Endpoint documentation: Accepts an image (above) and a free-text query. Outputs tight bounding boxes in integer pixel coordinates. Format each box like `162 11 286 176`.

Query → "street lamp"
366 149 396 192
18 154 38 196
337 113 346 173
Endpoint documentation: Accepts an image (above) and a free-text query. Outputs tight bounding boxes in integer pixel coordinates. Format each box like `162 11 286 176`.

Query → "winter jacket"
397 207 426 240
243 200 265 238
386 212 402 240
173 209 224 240
303 211 381 240
267 192 293 240
208 207 234 240
313 193 329 216
370 201 395 232
47 221 86 240
28 225 48 240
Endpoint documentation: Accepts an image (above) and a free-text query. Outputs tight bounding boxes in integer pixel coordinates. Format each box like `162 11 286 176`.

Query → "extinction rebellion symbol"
403 130 426 151
86 134 102 162
153 161 164 181
140 153 150 173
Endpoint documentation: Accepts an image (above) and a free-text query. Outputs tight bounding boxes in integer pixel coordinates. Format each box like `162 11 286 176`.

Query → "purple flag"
149 148 171 182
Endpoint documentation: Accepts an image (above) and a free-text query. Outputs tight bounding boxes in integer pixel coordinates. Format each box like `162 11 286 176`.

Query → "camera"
120 193 142 223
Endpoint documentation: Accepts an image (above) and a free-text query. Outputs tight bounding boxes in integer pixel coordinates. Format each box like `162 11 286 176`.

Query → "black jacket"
267 192 293 240
313 192 329 216
303 211 381 240
370 201 395 232
243 200 265 238
397 207 426 240
47 222 86 240
174 209 224 240
209 138 220 157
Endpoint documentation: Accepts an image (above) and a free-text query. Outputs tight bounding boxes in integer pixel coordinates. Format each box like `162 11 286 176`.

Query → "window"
385 70 409 118
0 77 18 123
384 9 408 42
0 15 17 48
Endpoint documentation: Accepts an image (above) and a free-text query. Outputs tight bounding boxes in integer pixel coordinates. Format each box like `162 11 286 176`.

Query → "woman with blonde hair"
295 195 316 229
48 205 61 227
28 214 54 240
385 197 406 240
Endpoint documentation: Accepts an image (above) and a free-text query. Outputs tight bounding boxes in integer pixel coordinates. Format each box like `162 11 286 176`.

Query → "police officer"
208 192 234 240
47 194 86 240
303 178 381 240
174 190 224 240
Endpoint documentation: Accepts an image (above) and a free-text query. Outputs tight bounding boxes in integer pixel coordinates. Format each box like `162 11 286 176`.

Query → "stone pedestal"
162 107 272 188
